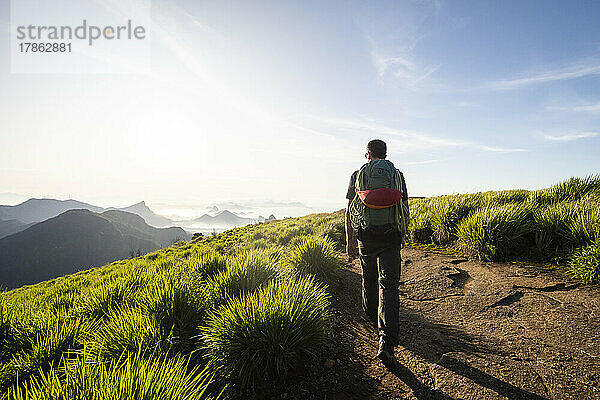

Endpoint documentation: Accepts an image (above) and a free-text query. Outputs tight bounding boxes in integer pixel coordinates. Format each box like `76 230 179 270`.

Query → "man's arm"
345 199 358 259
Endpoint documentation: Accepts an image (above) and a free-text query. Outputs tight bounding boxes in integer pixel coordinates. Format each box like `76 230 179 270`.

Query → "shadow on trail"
437 356 549 400
395 293 551 400
395 300 550 400
337 267 550 400
387 363 453 400
387 358 549 400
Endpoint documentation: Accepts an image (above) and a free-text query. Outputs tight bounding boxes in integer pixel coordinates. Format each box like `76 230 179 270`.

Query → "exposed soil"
282 246 600 400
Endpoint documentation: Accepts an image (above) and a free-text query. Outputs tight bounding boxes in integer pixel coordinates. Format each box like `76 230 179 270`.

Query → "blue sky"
0 0 599 210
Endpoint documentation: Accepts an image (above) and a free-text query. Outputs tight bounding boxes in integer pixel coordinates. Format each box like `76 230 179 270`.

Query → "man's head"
366 139 387 160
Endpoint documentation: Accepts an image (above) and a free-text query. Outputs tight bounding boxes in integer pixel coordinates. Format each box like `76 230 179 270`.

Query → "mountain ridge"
0 199 103 224
0 198 176 228
0 208 190 289
0 218 35 239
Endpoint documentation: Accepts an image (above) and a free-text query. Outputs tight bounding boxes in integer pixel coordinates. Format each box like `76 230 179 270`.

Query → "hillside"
0 176 599 399
101 210 188 247
106 201 175 228
0 198 103 223
0 219 33 239
192 209 256 228
0 198 179 228
0 209 189 289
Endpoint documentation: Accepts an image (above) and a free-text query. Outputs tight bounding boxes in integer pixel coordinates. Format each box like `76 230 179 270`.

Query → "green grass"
529 175 600 205
0 300 29 363
2 175 599 397
202 275 331 395
0 211 346 397
285 235 342 283
408 199 433 244
187 252 229 280
568 241 600 284
86 307 162 361
318 219 346 250
205 250 280 308
428 194 482 245
406 175 600 280
456 203 534 261
8 351 216 400
138 272 206 351
77 279 137 320
0 316 88 390
483 189 531 206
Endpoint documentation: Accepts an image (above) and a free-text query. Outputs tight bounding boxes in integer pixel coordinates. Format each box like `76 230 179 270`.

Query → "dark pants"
358 226 402 347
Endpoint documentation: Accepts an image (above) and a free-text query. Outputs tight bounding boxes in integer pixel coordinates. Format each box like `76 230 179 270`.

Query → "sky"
1 0 599 212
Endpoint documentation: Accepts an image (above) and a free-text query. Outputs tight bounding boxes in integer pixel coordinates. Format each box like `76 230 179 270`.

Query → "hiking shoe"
377 338 397 367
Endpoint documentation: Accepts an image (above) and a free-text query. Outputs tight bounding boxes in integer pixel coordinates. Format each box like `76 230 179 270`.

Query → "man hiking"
345 139 409 367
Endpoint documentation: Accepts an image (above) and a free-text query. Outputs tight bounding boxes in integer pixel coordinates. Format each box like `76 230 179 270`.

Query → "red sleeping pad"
357 188 403 209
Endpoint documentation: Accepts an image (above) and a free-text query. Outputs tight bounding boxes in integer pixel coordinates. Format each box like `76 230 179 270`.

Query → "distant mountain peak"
0 198 104 224
0 208 190 289
217 210 236 216
115 201 174 228
192 209 255 228
127 201 147 208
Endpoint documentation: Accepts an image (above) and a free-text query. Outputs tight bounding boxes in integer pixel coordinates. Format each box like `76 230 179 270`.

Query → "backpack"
349 160 409 237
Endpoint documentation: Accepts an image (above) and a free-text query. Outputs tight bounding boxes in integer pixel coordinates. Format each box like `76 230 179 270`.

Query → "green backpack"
349 160 409 236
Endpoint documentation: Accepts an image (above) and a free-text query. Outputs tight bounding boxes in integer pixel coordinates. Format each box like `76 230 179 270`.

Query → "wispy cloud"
363 0 443 91
478 145 527 153
543 132 600 142
303 115 528 155
488 59 600 90
403 159 443 166
455 101 478 108
307 116 470 151
371 49 442 89
546 102 600 113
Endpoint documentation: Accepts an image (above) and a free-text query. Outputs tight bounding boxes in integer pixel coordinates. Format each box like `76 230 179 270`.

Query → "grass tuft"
87 307 162 361
202 275 331 394
568 241 600 284
189 253 229 280
9 351 217 400
205 250 280 308
285 235 342 283
77 280 136 320
529 175 600 205
1 317 87 390
457 203 534 261
318 220 346 250
429 194 482 245
138 272 206 351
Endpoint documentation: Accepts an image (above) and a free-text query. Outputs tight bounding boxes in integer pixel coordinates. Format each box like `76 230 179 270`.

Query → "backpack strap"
394 169 409 237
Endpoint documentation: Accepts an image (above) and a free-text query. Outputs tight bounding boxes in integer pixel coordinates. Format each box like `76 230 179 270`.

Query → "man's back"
344 139 409 368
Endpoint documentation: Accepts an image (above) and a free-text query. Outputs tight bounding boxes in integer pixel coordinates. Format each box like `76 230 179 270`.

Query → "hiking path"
284 246 600 400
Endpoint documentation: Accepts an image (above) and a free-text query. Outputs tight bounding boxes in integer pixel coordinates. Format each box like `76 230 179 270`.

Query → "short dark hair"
367 139 386 159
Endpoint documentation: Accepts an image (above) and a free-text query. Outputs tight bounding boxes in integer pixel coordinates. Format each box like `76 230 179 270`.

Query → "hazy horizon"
0 192 343 221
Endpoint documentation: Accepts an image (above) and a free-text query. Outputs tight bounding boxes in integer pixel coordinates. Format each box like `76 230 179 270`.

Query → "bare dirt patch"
283 246 600 399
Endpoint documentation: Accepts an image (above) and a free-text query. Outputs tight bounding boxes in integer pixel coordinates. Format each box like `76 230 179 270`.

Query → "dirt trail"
284 246 600 400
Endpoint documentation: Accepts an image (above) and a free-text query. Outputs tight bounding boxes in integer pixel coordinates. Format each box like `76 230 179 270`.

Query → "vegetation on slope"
0 212 345 399
0 209 189 289
408 175 600 282
1 175 598 398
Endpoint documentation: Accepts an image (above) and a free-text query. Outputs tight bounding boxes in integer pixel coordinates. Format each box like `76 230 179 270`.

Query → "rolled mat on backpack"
357 188 403 209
